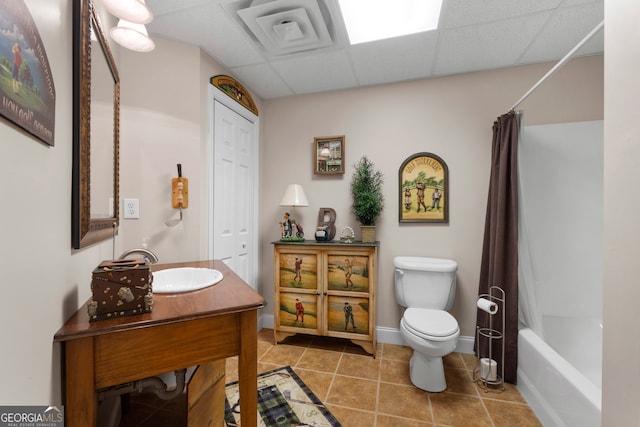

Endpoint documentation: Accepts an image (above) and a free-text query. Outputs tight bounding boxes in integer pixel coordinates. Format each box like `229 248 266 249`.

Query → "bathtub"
517 324 601 427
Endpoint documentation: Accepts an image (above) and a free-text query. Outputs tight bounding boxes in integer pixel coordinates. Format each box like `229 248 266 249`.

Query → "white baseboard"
260 314 474 354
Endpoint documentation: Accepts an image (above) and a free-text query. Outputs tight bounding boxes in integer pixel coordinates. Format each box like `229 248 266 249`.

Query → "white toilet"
394 256 459 392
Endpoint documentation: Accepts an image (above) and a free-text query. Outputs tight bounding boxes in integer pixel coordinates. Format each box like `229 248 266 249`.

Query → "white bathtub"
517 325 601 427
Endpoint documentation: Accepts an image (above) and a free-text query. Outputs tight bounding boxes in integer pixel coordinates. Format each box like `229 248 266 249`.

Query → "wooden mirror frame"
72 0 120 249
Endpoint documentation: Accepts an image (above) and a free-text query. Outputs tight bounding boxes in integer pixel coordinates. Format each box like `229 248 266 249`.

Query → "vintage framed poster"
314 135 344 174
0 1 56 146
399 152 449 223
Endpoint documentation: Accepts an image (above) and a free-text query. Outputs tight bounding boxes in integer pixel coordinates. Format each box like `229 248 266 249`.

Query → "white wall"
602 1 640 425
259 57 603 339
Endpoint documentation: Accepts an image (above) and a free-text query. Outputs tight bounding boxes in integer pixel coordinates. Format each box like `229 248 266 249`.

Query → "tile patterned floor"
118 328 541 426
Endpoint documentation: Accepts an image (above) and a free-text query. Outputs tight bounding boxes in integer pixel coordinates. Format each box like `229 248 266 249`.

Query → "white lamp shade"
103 0 153 24
279 184 309 207
110 19 155 52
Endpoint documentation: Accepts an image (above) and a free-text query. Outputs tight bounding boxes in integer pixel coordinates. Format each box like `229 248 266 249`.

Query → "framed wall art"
314 135 344 174
0 0 56 146
399 152 449 223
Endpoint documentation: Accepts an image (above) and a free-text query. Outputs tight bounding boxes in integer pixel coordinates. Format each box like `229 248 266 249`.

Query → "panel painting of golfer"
0 1 56 146
399 152 449 223
278 253 317 290
326 255 370 292
279 293 317 330
327 296 369 335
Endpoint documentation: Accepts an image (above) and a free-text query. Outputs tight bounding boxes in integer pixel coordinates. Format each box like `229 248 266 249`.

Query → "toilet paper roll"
480 358 498 381
477 297 498 315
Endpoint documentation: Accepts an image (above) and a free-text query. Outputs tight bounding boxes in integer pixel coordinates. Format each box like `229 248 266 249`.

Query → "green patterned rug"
224 366 342 426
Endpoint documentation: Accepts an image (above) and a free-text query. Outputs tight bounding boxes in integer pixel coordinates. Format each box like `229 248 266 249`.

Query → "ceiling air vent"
237 0 332 55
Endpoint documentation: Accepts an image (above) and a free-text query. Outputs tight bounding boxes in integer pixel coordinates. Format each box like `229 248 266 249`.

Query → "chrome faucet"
118 248 159 264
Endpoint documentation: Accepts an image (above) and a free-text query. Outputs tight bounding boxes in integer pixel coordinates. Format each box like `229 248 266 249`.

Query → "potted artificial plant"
351 156 384 242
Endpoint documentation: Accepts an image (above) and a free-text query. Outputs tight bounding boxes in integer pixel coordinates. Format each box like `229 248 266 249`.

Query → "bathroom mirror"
72 0 120 249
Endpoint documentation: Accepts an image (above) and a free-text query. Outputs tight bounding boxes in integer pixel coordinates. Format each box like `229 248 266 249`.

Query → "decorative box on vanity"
87 258 153 321
272 240 379 356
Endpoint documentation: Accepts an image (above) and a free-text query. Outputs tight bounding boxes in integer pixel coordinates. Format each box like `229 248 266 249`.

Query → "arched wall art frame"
399 152 449 223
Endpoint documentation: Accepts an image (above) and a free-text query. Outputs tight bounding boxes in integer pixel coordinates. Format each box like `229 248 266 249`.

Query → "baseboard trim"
260 314 474 354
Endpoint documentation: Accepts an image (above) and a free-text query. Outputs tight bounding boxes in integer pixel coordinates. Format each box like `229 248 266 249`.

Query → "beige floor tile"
326 405 376 427
461 352 479 371
430 393 492 427
257 340 273 359
443 352 467 370
296 348 342 373
476 381 527 403
380 358 412 386
377 382 432 422
376 414 433 427
326 375 378 411
444 368 479 396
381 343 413 361
259 342 306 366
293 368 335 401
337 353 381 380
344 340 381 357
483 399 542 427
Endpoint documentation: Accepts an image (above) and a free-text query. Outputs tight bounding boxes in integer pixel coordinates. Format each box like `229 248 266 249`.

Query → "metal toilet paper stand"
473 286 505 392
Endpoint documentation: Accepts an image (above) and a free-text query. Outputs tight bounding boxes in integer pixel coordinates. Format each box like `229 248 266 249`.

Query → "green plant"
350 156 384 226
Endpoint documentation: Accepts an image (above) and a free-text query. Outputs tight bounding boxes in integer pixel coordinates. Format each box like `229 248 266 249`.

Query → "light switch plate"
124 198 140 219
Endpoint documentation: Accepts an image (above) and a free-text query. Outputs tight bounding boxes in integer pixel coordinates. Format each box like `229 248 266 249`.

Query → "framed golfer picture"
399 152 449 223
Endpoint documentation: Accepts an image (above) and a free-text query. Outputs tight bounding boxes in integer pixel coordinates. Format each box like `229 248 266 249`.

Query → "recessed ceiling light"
338 0 443 45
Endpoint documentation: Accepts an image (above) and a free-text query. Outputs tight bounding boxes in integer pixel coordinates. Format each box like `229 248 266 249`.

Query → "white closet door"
213 100 256 286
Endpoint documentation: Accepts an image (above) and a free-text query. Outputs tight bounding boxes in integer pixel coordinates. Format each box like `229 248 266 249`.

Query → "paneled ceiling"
145 0 604 100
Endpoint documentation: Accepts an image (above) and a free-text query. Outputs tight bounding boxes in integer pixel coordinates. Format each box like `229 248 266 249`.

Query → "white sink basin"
152 267 223 293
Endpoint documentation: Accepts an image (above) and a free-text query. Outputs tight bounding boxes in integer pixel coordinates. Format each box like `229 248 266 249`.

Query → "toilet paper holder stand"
473 286 505 393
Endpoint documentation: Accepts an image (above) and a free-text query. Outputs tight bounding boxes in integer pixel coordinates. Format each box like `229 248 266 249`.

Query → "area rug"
224 365 342 426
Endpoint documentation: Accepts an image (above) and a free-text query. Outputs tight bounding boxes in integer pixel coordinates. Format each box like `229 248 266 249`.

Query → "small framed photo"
399 152 449 223
314 136 345 175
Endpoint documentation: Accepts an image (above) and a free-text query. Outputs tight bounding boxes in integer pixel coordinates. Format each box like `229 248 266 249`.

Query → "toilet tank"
394 256 458 310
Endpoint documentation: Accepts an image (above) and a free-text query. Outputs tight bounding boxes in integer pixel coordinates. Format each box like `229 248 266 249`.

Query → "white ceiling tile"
147 0 213 16
433 12 551 76
144 0 604 99
229 63 294 99
441 0 561 28
147 3 265 67
350 32 439 86
519 3 604 64
271 50 357 94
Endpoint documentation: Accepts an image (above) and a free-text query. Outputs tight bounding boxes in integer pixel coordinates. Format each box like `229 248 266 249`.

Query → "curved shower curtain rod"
510 19 604 111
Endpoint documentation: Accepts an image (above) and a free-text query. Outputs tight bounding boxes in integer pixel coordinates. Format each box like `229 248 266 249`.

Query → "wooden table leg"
65 337 97 427
238 310 258 427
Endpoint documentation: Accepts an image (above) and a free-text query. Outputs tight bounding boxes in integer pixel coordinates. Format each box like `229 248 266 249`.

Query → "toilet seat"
403 308 459 341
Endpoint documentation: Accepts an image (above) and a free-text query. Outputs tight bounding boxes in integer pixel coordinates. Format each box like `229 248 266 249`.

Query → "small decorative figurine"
279 212 304 241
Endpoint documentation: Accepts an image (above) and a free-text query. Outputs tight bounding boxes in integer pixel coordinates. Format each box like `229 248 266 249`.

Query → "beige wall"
602 1 640 425
259 56 603 338
0 0 120 404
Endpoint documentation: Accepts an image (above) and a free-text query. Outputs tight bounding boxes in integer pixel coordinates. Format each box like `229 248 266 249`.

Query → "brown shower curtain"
476 111 519 384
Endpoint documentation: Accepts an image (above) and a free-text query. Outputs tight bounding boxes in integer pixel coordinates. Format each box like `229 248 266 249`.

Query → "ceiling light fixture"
338 0 443 45
110 19 155 52
102 0 153 24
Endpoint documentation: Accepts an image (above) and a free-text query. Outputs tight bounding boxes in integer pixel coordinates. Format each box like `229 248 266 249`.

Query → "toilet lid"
404 308 459 338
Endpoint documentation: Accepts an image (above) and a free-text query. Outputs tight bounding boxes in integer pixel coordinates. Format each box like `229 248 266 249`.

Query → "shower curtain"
476 111 519 383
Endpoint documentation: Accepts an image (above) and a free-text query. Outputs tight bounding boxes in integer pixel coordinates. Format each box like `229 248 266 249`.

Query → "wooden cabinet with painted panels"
273 241 378 356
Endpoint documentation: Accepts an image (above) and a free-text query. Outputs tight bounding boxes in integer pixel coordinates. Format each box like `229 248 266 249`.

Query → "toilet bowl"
394 256 459 392
400 308 459 392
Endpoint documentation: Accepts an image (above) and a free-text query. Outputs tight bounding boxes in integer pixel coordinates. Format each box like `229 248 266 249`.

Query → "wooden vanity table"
54 260 264 427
